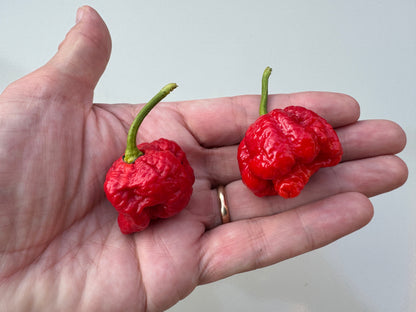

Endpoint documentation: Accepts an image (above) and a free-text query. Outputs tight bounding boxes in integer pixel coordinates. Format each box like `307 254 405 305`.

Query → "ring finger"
202 119 406 186
222 154 407 223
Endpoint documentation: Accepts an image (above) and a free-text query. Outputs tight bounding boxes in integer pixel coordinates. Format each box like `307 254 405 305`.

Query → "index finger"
178 91 360 147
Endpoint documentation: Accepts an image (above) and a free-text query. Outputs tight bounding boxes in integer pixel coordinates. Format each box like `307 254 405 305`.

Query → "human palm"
0 6 408 312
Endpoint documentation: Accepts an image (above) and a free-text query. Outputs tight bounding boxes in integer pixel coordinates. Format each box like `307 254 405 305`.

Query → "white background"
1 1 415 311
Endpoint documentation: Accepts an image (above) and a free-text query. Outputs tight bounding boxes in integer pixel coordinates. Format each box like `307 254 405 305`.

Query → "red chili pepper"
238 67 343 198
104 83 195 234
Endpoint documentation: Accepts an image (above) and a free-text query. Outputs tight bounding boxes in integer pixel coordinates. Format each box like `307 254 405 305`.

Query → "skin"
0 6 408 312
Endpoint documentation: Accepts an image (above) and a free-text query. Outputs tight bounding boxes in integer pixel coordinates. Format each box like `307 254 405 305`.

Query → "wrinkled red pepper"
238 67 343 198
104 84 195 234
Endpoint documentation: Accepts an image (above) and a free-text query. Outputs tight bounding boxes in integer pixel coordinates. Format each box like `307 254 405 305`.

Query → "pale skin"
0 6 408 312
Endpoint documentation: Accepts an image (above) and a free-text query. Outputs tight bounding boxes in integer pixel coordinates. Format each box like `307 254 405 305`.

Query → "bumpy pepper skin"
238 106 342 198
104 138 195 234
104 83 194 234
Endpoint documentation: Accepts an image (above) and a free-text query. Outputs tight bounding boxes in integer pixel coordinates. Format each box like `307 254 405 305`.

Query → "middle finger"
202 119 406 186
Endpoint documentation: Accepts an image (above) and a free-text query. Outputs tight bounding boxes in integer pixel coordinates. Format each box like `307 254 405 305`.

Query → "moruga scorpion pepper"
238 67 343 198
104 83 195 234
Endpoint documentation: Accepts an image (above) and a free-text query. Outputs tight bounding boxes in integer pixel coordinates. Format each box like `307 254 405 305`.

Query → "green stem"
259 66 272 116
123 83 178 164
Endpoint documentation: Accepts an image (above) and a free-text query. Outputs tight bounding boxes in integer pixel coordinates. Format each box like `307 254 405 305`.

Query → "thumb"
46 6 112 92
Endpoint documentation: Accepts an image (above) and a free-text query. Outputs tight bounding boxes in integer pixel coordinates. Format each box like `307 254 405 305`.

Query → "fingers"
338 120 407 161
3 6 111 102
199 192 373 283
193 145 239 186
201 118 407 229
46 6 112 93
224 154 407 222
202 119 407 186
180 91 360 147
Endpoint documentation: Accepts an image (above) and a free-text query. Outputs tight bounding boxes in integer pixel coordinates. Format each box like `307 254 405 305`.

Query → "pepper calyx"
123 83 178 164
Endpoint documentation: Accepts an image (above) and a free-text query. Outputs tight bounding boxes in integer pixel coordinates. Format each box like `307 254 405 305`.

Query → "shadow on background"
170 250 373 312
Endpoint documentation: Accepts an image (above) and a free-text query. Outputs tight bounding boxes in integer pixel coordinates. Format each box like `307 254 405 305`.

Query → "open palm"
0 6 408 312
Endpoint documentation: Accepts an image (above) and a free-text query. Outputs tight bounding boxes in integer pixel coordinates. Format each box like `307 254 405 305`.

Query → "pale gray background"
1 1 415 311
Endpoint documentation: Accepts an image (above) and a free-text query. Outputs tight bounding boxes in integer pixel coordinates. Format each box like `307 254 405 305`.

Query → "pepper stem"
123 83 178 164
259 66 272 116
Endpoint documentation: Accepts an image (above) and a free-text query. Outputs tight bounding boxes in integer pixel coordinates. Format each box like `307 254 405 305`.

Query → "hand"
0 6 408 312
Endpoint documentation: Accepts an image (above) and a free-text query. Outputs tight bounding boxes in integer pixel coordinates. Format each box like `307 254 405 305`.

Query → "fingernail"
76 6 85 23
